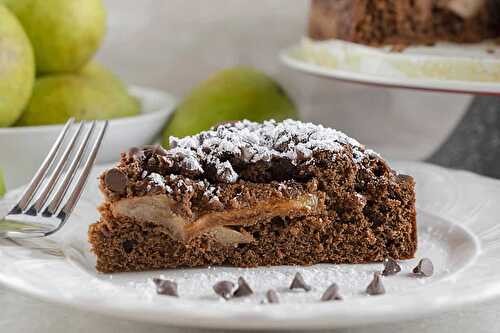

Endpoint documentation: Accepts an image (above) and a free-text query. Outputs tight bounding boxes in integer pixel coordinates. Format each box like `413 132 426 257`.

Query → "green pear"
0 0 17 10
163 67 299 144
80 62 127 91
79 62 141 118
0 5 34 127
16 73 140 126
0 167 5 197
5 0 106 74
79 61 141 117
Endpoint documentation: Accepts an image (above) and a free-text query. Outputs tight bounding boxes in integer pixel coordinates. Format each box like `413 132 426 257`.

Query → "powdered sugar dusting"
147 172 172 193
148 173 165 187
168 119 377 183
216 161 238 183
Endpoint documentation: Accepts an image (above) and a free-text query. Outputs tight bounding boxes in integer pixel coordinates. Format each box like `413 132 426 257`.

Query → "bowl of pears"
0 0 175 189
0 1 300 190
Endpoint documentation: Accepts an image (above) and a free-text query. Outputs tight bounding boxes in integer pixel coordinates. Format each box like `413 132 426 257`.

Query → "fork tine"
54 121 108 227
9 118 75 215
26 121 86 216
42 121 97 217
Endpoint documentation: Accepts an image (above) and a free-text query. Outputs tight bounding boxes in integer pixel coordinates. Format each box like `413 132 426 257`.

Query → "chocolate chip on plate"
321 283 342 301
213 280 235 300
413 258 434 277
233 277 253 298
290 272 311 292
153 278 178 297
104 168 128 194
382 257 401 276
266 289 280 304
366 272 385 296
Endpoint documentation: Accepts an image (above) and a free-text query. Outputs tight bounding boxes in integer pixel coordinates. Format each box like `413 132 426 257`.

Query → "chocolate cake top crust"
100 120 385 203
166 119 374 182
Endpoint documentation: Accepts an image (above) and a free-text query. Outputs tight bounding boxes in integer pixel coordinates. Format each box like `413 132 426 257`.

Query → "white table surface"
2 1 499 332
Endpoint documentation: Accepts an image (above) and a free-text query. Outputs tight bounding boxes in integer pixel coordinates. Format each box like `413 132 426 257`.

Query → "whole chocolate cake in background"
89 119 417 273
308 0 500 46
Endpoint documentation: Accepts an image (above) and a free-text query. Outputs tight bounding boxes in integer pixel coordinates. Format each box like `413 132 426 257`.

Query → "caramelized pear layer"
110 193 320 245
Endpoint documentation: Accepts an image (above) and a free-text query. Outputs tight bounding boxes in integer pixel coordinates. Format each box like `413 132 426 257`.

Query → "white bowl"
0 85 176 190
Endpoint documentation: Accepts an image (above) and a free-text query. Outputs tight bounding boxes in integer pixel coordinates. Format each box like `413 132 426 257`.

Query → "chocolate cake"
89 120 417 273
308 0 500 45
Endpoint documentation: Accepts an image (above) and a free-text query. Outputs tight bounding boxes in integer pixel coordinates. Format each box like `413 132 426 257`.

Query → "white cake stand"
281 39 500 95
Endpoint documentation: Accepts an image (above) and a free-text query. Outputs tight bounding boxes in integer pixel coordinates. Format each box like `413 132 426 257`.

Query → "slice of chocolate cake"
308 0 500 46
89 120 417 273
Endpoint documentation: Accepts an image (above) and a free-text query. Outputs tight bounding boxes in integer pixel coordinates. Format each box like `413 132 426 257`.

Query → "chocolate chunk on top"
128 146 145 160
397 174 413 183
382 257 401 276
266 289 279 304
321 283 342 301
153 278 178 297
233 277 253 298
104 168 128 194
289 272 311 292
213 280 234 300
413 258 434 277
366 272 385 295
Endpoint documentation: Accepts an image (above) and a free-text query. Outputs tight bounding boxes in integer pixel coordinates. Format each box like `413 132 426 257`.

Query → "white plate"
0 86 176 189
0 161 500 330
281 39 500 95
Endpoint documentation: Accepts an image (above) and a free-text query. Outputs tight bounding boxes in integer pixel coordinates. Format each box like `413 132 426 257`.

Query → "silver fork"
0 118 108 239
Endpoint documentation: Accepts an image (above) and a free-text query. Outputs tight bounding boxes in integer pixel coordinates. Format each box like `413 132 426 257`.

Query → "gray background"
95 0 472 161
2 1 500 332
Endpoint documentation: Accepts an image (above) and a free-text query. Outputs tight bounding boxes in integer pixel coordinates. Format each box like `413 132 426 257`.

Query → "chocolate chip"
321 283 342 301
289 272 311 292
233 277 253 298
413 258 434 277
104 168 128 194
366 272 385 295
270 216 289 233
147 157 159 170
397 174 413 185
121 239 136 253
213 281 234 300
266 289 279 304
382 257 401 276
128 147 145 160
397 173 412 180
153 278 178 297
151 144 168 156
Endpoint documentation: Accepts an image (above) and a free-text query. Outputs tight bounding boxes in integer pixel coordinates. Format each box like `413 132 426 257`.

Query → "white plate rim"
280 44 500 95
1 161 500 329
